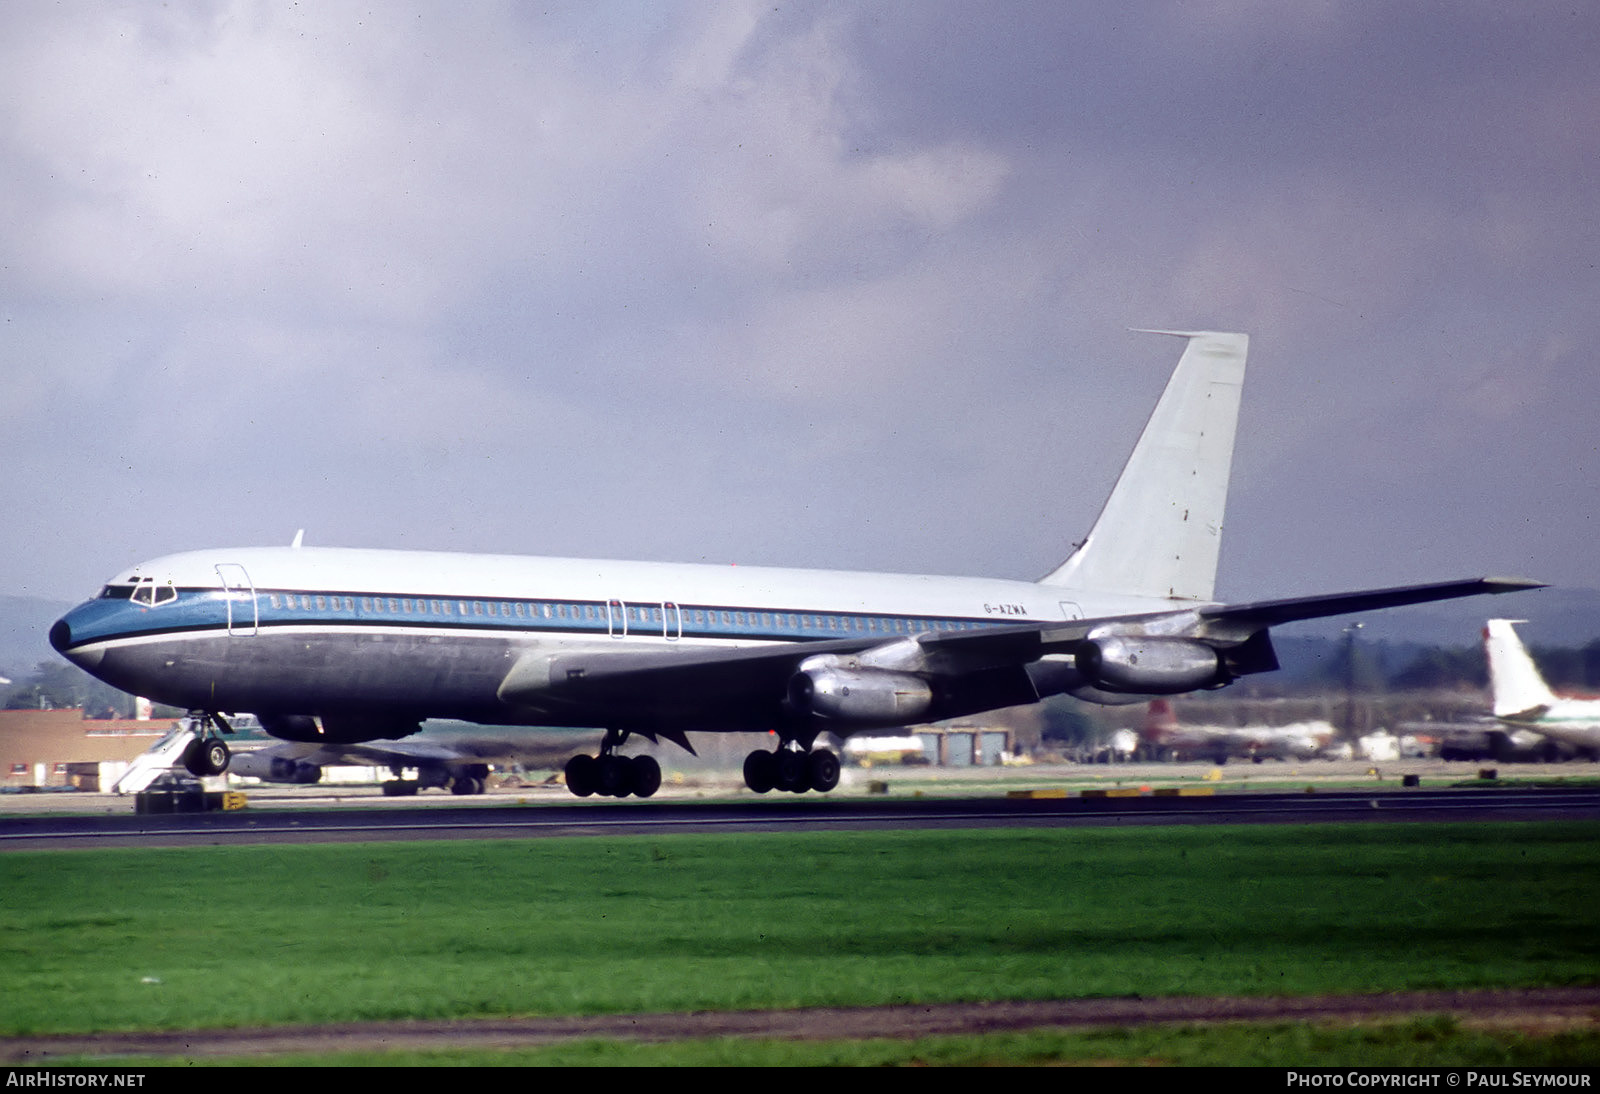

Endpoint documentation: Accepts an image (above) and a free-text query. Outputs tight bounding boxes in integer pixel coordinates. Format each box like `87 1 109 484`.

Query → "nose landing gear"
180 712 233 777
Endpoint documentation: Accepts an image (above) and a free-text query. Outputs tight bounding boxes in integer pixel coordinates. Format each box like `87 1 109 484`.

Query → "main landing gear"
564 729 661 799
382 763 490 796
743 742 840 795
449 762 491 795
180 712 232 777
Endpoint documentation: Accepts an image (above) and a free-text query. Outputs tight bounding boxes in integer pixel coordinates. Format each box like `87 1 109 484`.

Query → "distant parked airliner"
1485 619 1600 759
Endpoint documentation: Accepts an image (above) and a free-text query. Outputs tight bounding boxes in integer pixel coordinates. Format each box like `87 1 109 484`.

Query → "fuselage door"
662 601 682 642
216 563 259 637
1059 601 1084 620
607 599 628 639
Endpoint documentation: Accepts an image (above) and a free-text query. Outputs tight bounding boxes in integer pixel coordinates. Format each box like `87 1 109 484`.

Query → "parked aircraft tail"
1484 619 1558 719
1039 330 1248 602
1142 698 1180 738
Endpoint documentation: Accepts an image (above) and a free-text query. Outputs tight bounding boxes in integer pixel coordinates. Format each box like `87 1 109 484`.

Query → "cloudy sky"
4 2 1596 609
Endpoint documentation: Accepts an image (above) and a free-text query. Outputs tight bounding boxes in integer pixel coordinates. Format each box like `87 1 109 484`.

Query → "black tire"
630 755 662 799
181 738 209 777
776 749 809 793
565 754 597 797
202 738 230 776
597 754 633 798
808 748 840 793
743 750 776 794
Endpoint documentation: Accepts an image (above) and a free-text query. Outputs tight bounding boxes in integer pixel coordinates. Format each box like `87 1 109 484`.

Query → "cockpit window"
129 577 178 607
100 585 135 600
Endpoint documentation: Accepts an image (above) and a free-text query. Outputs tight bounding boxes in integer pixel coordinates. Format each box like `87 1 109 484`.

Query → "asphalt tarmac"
3 758 1597 849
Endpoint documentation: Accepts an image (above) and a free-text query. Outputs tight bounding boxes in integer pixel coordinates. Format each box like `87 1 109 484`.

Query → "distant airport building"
0 708 178 791
843 726 1013 767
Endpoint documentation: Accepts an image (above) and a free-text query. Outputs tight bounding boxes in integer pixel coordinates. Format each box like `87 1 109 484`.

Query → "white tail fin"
1484 619 1557 718
1040 330 1248 601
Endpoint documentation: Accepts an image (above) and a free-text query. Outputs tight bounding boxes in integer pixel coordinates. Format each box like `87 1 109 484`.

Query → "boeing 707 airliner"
49 331 1540 797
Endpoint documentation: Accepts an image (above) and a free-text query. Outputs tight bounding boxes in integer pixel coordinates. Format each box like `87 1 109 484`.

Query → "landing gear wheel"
565 754 597 797
182 737 228 777
382 780 419 797
201 738 230 776
743 749 777 794
451 776 483 795
808 748 840 792
630 755 662 799
180 738 207 777
776 749 810 793
597 754 633 798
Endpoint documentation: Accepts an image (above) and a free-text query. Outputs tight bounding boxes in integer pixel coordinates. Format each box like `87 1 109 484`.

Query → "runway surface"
5 779 1599 849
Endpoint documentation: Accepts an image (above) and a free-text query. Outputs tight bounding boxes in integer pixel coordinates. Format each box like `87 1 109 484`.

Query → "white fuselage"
50 544 1183 737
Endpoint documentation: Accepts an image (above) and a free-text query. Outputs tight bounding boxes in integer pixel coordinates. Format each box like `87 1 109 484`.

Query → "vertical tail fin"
1484 619 1557 718
1040 330 1248 601
1141 698 1179 741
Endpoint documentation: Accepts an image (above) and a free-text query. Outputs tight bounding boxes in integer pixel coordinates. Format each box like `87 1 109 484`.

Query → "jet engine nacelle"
227 750 322 784
1074 636 1228 694
789 667 933 725
258 714 321 742
272 757 323 784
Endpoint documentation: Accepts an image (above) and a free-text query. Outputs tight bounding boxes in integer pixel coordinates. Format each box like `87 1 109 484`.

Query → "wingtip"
1127 327 1248 339
1128 327 1200 338
1481 577 1549 592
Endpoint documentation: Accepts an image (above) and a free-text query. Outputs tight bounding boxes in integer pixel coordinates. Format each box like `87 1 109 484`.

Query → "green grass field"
4 821 1599 1063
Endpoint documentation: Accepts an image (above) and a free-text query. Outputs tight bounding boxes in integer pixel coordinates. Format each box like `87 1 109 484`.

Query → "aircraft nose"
49 613 103 669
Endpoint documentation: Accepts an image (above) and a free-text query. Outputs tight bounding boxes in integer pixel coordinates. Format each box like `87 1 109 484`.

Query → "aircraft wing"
498 576 1542 729
316 738 474 767
231 737 516 781
1193 577 1545 633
